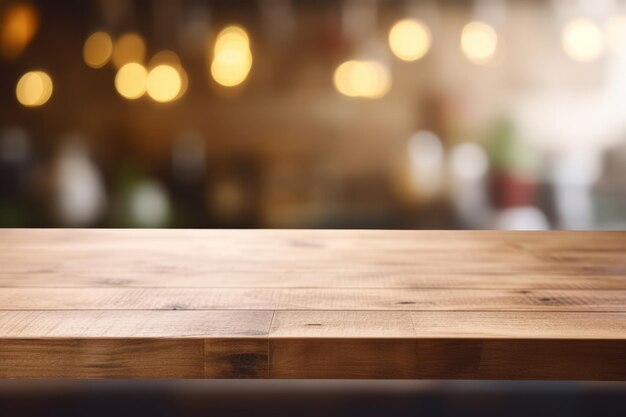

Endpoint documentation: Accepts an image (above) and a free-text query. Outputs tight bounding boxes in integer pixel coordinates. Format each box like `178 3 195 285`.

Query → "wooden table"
0 229 624 380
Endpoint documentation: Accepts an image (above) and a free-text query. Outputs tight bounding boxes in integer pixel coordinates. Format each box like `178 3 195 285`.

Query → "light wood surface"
0 229 624 379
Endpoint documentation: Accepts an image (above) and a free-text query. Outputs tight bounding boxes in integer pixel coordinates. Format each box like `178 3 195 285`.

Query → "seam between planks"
0 309 621 312
1 286 624 290
0 308 626 314
267 310 276 378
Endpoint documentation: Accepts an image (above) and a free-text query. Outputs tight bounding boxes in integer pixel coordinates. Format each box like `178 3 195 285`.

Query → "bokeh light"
388 18 432 62
128 181 170 227
112 32 146 68
176 68 189 99
450 142 489 182
461 21 498 65
149 50 188 100
562 18 604 62
333 60 391 99
146 64 182 103
605 15 626 55
210 25 253 87
215 25 250 51
83 31 113 68
114 63 147 99
15 71 53 107
0 3 39 60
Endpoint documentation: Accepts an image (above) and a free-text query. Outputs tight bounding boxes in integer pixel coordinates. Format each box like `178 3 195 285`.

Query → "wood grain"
0 229 624 379
269 338 626 380
205 338 269 378
0 338 205 378
0 288 623 311
0 310 273 337
271 311 626 339
2 229 625 290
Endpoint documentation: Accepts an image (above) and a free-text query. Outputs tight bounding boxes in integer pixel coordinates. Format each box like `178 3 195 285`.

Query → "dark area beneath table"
0 380 624 417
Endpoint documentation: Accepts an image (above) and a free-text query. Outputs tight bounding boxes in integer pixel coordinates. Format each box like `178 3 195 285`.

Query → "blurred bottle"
204 156 261 228
168 131 207 227
113 166 171 228
485 118 548 230
51 139 106 227
406 130 446 203
550 152 601 230
449 142 490 229
0 126 36 226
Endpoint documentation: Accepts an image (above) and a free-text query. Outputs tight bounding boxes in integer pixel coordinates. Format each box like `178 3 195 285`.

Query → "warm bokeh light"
333 60 360 97
114 62 147 99
214 25 250 52
15 71 53 107
388 18 432 62
562 18 604 62
605 15 626 55
211 50 252 87
461 21 498 65
83 31 113 68
210 25 253 87
333 60 391 99
176 67 189 99
146 64 182 102
112 32 146 68
0 3 39 60
149 50 188 100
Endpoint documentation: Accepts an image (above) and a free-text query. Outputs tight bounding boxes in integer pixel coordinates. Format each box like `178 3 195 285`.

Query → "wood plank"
269 338 626 380
0 310 273 337
2 272 623 290
269 311 626 379
269 309 626 380
409 311 626 339
270 311 626 339
0 288 623 311
0 311 272 378
1 229 625 290
0 338 205 378
271 311 416 337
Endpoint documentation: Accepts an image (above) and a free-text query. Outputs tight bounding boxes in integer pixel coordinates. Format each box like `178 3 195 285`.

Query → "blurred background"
2 0 626 230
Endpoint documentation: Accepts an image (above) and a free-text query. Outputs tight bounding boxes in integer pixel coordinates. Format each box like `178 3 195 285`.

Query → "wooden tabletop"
0 229 624 380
